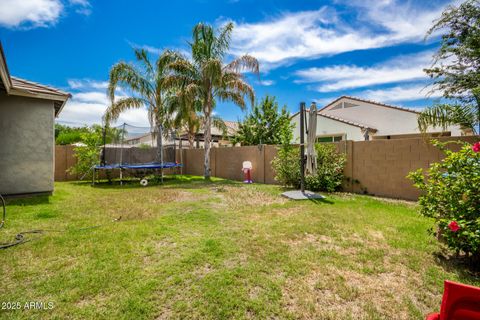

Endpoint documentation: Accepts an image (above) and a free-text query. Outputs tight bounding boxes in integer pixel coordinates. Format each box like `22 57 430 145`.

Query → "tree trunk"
156 124 164 182
203 109 212 180
188 132 195 149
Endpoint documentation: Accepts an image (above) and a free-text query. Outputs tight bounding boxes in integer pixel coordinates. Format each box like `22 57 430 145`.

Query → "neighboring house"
124 120 239 148
0 43 70 196
291 96 464 142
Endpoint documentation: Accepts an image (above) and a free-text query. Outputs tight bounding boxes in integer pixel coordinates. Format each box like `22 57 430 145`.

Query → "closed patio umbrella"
305 102 317 176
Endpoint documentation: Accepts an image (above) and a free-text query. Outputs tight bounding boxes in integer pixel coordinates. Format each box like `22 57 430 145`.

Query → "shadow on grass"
434 252 480 282
85 175 242 191
308 197 335 205
5 195 50 207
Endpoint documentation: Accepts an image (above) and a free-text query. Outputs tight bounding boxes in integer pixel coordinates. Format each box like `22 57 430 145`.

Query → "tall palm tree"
104 48 180 163
166 22 259 179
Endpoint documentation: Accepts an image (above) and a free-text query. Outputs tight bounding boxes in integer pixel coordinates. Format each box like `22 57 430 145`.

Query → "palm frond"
417 103 477 133
202 58 223 86
222 77 255 107
212 116 228 136
103 97 146 123
108 62 153 102
225 54 260 75
213 22 234 58
133 48 154 78
216 90 246 110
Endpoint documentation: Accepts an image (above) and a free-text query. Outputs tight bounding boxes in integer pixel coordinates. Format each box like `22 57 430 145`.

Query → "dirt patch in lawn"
98 189 209 220
217 186 287 211
281 263 430 319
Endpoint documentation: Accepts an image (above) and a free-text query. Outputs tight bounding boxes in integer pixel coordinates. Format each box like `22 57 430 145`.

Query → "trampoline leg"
120 168 123 186
92 169 95 186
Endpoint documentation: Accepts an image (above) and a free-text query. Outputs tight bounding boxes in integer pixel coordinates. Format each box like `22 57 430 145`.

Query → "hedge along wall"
56 136 479 200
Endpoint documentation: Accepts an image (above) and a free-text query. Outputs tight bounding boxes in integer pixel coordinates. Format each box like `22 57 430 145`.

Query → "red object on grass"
426 280 480 320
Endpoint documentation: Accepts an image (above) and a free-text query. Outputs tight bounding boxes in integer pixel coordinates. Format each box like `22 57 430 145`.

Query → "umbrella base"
281 190 325 200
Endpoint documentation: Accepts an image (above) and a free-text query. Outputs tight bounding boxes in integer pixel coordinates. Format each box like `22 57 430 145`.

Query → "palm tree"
166 22 259 179
168 92 229 148
104 48 180 163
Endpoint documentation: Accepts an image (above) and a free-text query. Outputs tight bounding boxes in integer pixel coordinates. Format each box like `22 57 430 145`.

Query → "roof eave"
0 42 12 93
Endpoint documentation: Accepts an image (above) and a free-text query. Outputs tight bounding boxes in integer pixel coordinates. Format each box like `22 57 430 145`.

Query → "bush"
56 131 84 145
408 140 480 261
68 130 102 179
305 143 346 192
271 144 301 187
272 143 346 192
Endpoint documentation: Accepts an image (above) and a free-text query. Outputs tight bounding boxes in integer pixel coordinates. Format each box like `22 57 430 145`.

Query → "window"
316 135 343 143
329 102 358 110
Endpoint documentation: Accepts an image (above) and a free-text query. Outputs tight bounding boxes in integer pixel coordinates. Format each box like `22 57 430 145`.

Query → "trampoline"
92 123 183 186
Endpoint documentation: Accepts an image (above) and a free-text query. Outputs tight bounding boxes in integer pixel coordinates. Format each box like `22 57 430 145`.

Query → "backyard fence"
55 135 479 200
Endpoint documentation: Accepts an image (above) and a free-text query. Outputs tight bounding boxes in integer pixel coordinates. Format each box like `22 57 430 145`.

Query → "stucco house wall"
291 113 364 143
291 96 465 143
0 42 70 196
0 94 55 195
322 97 463 137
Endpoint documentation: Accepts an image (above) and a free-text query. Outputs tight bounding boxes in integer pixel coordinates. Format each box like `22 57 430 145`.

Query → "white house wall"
291 113 364 143
322 98 463 136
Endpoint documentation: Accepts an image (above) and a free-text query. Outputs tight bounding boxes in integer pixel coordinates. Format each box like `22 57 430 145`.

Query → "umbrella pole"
300 102 306 193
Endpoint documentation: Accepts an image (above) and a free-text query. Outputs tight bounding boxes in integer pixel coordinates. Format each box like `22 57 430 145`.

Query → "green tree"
419 0 480 134
166 22 259 179
55 124 90 145
68 128 103 179
233 95 293 146
104 48 180 162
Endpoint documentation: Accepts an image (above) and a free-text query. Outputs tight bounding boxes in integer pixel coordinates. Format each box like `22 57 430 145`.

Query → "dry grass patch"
281 264 427 319
218 185 287 211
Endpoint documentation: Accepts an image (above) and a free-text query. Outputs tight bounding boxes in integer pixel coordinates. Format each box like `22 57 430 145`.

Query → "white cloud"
229 1 451 69
258 79 275 86
0 0 63 28
67 79 109 90
359 84 443 102
74 91 108 104
295 50 433 92
59 94 150 127
69 0 91 16
59 78 150 127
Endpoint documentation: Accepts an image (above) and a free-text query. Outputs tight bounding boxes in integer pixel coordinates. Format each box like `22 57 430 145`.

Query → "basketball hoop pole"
299 102 306 193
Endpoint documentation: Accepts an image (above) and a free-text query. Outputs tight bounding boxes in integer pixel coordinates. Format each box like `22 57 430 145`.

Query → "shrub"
305 143 346 192
408 140 480 262
68 130 103 179
56 131 84 145
272 143 346 192
271 144 301 187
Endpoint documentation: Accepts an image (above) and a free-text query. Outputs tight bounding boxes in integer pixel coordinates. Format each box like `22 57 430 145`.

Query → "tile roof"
320 95 420 114
10 76 70 98
318 113 377 132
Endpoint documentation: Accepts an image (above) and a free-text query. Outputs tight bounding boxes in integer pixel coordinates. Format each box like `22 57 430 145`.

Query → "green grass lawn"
1 176 479 319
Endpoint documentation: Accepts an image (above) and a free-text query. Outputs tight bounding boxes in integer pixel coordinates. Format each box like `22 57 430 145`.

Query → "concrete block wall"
55 136 479 200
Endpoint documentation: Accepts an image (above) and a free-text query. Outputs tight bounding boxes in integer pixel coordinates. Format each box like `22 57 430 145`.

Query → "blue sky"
0 0 454 127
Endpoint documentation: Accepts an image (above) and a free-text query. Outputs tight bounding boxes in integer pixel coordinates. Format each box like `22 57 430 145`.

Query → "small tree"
233 95 293 146
68 129 103 179
408 140 480 263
